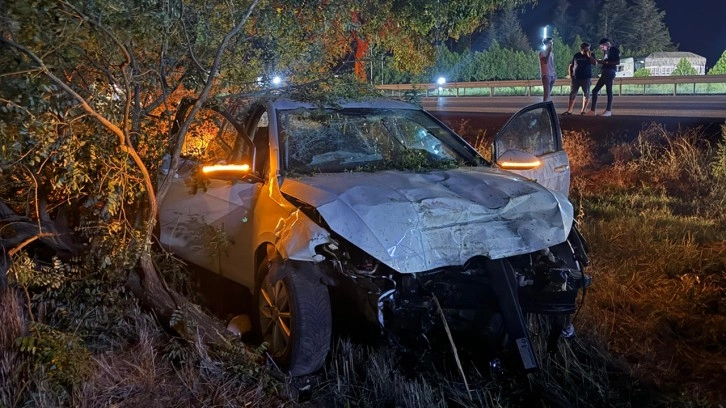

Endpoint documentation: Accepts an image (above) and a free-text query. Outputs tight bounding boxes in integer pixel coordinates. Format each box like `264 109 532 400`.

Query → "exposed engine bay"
317 225 591 371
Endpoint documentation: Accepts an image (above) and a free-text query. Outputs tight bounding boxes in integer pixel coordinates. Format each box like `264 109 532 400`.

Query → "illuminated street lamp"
436 76 446 95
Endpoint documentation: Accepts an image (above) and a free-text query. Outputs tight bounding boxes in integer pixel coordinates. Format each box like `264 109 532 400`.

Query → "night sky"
519 0 725 69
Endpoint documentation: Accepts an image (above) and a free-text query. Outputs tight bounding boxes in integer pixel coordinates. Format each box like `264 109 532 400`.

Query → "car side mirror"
201 163 262 182
494 149 541 170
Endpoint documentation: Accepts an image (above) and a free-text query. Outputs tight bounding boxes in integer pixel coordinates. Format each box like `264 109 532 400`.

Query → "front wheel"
255 258 331 376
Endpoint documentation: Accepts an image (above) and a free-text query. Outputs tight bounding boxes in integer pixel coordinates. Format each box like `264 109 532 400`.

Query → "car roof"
268 97 421 111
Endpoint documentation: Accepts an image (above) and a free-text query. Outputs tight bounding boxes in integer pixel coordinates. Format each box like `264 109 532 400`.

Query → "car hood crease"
281 167 573 274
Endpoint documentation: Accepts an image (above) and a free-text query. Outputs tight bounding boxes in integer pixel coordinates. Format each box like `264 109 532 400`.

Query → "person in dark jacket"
563 42 597 115
585 38 620 117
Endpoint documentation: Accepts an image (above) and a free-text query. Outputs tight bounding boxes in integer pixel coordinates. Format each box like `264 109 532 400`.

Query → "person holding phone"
585 38 620 117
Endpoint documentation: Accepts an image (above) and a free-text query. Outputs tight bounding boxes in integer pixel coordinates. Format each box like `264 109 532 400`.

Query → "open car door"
492 101 570 196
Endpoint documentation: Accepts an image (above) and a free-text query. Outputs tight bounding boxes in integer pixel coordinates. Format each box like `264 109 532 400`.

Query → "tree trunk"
127 254 234 346
1 197 233 349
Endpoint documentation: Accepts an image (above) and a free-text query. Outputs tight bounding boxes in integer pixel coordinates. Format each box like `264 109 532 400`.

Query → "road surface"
423 95 725 143
422 95 726 119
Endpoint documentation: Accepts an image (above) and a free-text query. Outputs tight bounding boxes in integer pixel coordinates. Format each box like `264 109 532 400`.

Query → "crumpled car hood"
280 168 573 274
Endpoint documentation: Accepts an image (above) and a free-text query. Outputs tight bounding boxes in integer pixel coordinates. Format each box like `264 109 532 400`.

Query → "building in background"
616 57 634 77
644 52 706 75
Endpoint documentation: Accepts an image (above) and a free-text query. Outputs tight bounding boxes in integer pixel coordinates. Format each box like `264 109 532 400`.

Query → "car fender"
272 208 332 263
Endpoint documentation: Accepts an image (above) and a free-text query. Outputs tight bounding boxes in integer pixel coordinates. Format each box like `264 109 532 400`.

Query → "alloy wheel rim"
259 279 291 358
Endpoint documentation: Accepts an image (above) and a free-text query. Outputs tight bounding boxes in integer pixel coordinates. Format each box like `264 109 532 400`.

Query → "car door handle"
554 165 570 173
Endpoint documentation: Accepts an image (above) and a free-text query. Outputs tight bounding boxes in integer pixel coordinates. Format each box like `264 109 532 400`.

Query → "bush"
707 124 726 221
633 123 720 217
562 129 596 172
634 68 651 77
573 122 726 404
15 322 93 390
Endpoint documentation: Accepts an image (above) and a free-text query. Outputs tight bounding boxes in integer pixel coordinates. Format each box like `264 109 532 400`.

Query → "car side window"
180 110 239 162
495 107 556 157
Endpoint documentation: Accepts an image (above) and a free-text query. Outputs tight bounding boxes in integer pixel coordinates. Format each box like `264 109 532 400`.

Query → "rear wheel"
255 257 331 376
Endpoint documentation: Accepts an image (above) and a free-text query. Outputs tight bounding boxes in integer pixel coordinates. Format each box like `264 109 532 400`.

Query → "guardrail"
376 74 726 97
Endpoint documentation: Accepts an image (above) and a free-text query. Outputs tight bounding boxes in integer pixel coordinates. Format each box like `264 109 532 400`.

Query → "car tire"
255 257 331 376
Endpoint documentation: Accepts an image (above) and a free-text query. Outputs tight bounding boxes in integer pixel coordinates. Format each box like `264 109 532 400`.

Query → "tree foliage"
421 36 577 82
634 67 651 77
553 36 579 79
0 0 277 350
672 58 698 76
371 0 680 84
352 0 536 76
625 0 673 56
568 0 600 46
551 0 573 43
1 0 540 374
486 6 532 52
598 0 631 46
707 51 726 75
544 0 673 57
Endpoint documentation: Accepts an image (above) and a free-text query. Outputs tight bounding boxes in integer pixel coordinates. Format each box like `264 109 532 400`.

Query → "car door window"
495 107 558 157
493 102 570 196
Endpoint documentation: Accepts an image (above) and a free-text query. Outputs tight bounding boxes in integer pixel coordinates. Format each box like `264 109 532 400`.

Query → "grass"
307 317 652 408
578 214 726 403
567 122 726 405
467 120 726 405
2 121 725 407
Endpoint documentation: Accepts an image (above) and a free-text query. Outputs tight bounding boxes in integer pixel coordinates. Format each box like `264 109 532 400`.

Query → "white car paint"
281 168 572 274
159 98 573 288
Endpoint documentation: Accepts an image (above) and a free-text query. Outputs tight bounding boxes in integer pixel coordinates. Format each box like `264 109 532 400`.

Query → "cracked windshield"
280 108 472 173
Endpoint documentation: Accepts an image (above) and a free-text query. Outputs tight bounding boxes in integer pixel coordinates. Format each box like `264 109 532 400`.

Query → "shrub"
634 67 651 77
633 123 718 216
15 322 93 390
710 124 726 180
562 129 596 172
707 125 726 222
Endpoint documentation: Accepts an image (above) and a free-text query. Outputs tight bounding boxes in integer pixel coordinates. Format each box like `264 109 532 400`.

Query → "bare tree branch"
157 0 260 207
1 200 80 255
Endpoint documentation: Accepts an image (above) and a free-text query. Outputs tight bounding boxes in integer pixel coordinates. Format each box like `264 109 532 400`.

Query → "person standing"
585 38 620 117
563 42 597 115
539 37 556 102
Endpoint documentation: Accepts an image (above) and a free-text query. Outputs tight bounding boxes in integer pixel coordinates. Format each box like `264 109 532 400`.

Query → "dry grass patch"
312 326 643 408
572 122 726 404
1 277 282 408
635 124 715 198
562 129 596 172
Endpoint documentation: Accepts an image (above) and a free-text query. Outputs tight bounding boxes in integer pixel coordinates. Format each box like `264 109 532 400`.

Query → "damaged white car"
158 97 590 376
